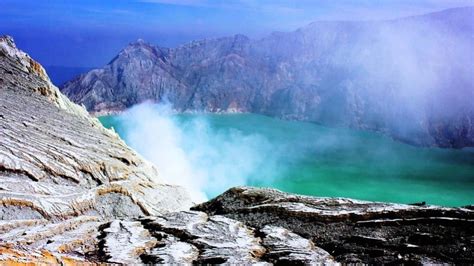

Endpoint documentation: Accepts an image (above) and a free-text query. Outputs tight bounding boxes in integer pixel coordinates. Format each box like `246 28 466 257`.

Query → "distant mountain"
44 65 92 86
62 7 474 148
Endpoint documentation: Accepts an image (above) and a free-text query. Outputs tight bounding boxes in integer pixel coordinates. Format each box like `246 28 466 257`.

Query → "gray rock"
62 7 474 148
1 187 472 264
101 220 158 264
0 35 192 262
0 35 193 220
142 211 266 264
260 225 335 264
193 186 474 264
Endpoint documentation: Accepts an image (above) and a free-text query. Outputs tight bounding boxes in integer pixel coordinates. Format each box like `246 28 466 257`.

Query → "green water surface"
100 113 474 206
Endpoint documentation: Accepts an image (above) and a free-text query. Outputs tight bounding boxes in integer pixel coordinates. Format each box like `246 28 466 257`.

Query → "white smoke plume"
117 103 278 202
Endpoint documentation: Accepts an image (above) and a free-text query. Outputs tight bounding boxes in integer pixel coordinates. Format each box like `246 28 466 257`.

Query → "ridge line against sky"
1 0 473 67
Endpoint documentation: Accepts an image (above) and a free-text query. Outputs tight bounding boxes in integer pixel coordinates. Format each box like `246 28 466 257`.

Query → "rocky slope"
62 7 474 148
0 35 193 217
1 35 473 264
0 35 191 262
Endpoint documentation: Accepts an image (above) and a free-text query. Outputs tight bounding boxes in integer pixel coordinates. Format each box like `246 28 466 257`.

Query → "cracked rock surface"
193 186 474 264
1 186 472 264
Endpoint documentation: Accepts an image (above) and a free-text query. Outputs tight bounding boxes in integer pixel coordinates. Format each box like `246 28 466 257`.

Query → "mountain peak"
134 38 146 44
0 35 16 48
109 38 168 65
120 38 161 55
0 35 50 82
128 38 152 47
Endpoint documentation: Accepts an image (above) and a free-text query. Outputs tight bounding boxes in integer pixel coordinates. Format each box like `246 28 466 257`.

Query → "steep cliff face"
0 35 193 218
63 39 191 115
0 35 194 262
62 7 474 148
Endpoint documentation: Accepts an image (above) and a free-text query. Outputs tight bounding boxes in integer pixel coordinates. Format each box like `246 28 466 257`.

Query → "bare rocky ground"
194 187 474 264
0 35 473 264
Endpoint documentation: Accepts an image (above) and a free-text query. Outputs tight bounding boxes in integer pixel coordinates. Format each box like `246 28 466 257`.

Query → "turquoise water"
100 113 474 206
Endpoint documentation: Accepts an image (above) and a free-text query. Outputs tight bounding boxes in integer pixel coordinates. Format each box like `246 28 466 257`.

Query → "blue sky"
1 0 473 67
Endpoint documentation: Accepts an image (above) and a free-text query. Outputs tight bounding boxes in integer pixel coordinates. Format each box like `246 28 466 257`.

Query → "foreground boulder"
194 187 474 263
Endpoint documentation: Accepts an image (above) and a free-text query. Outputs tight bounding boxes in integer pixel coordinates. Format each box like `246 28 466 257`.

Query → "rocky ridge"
194 187 474 263
0 35 473 264
0 35 193 218
62 7 474 148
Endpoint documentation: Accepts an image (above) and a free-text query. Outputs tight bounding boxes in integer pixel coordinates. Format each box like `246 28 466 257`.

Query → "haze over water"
100 104 474 206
